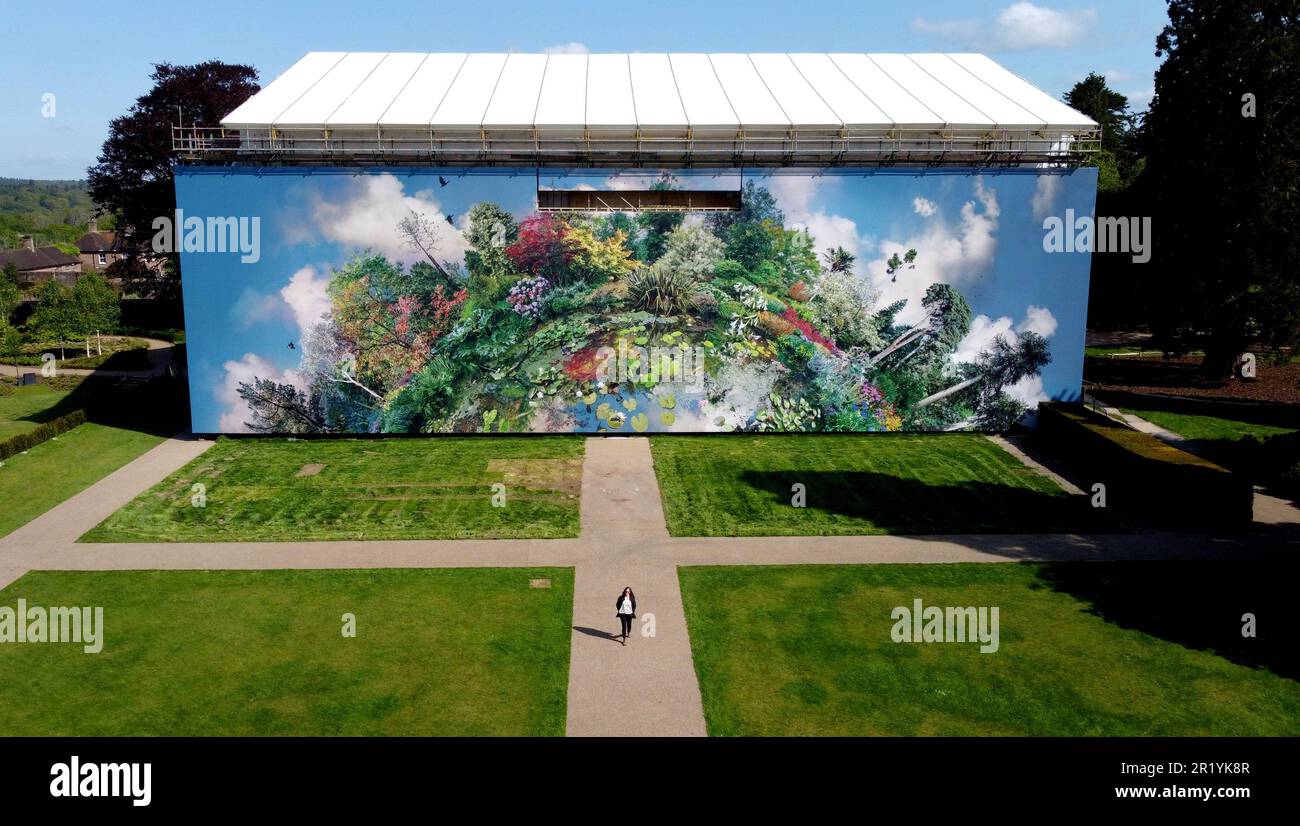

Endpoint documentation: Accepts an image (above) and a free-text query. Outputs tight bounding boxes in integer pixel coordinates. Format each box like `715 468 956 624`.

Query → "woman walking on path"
616 587 636 645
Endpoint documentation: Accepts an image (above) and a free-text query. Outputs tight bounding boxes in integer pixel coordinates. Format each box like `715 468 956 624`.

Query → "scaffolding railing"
173 125 1100 167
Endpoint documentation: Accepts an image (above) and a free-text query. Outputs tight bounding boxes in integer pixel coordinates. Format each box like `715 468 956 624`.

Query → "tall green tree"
1064 72 1142 191
27 281 78 359
1144 0 1300 374
87 61 260 300
0 322 22 378
70 273 122 340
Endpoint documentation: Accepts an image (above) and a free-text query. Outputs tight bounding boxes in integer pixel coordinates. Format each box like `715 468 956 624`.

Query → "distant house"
75 218 125 273
0 235 80 288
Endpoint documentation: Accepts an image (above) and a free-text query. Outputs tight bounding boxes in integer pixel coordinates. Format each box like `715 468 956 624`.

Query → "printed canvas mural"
175 166 1096 434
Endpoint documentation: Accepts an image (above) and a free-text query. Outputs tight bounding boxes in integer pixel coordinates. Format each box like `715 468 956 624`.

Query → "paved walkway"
1 432 1297 737
567 438 705 736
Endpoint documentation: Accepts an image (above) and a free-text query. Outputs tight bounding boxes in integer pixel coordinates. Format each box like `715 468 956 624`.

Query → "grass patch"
1122 407 1296 475
679 562 1300 736
0 423 164 538
650 434 1091 536
0 383 73 439
82 436 585 542
1121 408 1295 443
0 568 572 736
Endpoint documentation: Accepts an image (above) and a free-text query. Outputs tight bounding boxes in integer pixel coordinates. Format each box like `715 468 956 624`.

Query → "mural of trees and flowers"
176 167 1096 434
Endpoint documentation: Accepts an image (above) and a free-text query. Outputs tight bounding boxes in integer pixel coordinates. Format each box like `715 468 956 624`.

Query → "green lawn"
0 568 572 736
1121 407 1296 474
0 383 74 438
679 563 1300 736
650 434 1097 536
0 423 165 538
83 436 585 542
1121 407 1295 443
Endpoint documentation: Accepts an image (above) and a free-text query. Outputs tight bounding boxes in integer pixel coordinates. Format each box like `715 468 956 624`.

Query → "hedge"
0 409 88 462
1038 402 1253 528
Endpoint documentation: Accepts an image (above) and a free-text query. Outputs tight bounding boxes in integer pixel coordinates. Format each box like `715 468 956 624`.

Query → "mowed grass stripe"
651 434 1097 536
82 436 584 542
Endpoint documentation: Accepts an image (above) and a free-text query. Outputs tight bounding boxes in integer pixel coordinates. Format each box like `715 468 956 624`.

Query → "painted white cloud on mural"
866 177 1001 325
952 305 1059 364
313 173 470 266
1018 304 1059 338
230 288 284 329
280 265 331 337
766 174 874 258
1004 374 1050 406
218 265 332 431
217 353 305 433
1031 175 1062 221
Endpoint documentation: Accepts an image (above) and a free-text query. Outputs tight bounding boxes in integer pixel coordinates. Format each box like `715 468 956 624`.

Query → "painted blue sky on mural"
175 165 1096 433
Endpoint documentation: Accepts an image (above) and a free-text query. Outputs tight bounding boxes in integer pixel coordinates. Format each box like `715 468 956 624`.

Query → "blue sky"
1 0 1168 179
174 166 1094 432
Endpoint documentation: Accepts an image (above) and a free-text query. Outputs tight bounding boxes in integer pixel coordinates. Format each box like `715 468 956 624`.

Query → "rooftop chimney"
88 217 98 233
19 235 34 251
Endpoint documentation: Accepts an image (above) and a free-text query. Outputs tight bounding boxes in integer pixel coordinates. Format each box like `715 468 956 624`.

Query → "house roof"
223 52 1096 132
0 245 81 272
75 230 120 253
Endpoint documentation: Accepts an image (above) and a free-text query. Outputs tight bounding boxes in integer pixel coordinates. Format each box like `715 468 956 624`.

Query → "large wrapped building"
173 52 1098 434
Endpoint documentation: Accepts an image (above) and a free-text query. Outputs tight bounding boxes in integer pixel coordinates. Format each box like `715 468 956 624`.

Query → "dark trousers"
619 614 633 638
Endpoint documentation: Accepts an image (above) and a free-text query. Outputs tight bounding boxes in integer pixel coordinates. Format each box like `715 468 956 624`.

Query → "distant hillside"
0 178 114 251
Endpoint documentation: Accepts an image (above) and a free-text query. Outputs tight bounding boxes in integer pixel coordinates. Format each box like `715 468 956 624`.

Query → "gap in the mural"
537 189 740 213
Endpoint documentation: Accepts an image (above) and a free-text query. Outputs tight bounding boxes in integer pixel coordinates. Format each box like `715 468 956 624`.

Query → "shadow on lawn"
1034 561 1300 681
9 375 191 438
737 470 1121 534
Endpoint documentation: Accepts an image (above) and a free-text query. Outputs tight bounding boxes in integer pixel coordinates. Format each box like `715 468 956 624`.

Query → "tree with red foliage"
505 214 575 284
88 61 260 300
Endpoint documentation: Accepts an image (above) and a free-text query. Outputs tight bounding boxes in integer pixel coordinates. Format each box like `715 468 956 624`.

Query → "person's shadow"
573 626 621 643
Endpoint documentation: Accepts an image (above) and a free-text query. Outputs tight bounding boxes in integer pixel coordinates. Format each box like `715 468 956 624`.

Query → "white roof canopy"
198 52 1098 165
223 51 1096 131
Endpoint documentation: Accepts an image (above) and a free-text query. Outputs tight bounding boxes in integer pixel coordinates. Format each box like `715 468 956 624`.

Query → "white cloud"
953 305 1058 364
766 174 874 258
1031 174 1062 221
913 2 1098 52
280 265 331 338
865 177 1001 325
1126 88 1154 106
1017 304 1058 338
1004 374 1050 406
913 196 938 218
230 288 285 329
217 353 305 433
1101 68 1132 83
312 173 469 266
954 314 1016 364
542 42 590 55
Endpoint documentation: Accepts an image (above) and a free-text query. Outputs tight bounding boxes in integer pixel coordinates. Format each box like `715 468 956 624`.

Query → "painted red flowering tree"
505 214 575 283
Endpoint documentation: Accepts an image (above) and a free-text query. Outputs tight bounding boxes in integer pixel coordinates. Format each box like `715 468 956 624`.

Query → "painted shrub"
175 166 1096 434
